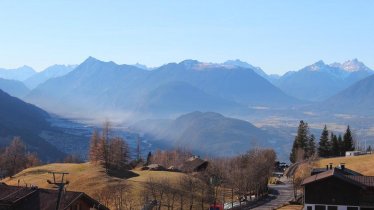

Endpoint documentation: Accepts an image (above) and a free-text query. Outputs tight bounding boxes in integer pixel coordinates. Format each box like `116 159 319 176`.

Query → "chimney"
329 163 333 170
340 163 345 170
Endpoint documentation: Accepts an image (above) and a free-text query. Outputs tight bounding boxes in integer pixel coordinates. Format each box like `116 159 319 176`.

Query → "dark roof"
302 168 374 189
39 189 83 210
346 175 374 188
0 183 109 210
180 157 208 172
311 167 362 176
0 184 37 205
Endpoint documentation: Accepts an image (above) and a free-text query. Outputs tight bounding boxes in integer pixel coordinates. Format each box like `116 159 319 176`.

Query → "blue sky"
0 1 373 74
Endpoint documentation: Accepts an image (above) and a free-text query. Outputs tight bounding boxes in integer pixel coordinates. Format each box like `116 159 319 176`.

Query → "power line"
47 172 69 210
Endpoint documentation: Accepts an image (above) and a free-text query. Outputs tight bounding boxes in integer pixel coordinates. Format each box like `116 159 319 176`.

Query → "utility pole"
47 172 69 210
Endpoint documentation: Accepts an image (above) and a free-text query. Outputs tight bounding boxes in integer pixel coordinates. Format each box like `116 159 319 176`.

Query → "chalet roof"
0 183 109 210
311 167 362 176
346 175 374 187
180 157 208 172
302 168 374 189
0 184 37 205
39 189 83 210
146 164 167 171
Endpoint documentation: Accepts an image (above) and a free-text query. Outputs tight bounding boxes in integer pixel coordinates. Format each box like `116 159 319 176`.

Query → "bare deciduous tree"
0 137 40 177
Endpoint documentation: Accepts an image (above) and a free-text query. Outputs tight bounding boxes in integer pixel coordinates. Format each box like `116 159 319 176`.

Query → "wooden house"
0 183 109 210
180 156 209 173
301 166 374 210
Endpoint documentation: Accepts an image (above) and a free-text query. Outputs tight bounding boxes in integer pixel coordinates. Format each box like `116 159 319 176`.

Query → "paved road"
249 177 294 210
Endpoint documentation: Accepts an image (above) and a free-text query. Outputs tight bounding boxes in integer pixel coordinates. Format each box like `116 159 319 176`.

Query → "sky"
0 1 373 74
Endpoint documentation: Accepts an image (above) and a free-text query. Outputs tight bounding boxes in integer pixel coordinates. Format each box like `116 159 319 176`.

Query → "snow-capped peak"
330 59 372 72
308 60 326 71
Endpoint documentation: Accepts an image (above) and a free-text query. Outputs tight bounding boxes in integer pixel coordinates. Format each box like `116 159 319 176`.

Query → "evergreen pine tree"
343 125 355 152
289 120 310 162
337 135 344 156
367 145 372 152
306 134 316 158
318 125 330 157
296 120 309 150
290 138 298 163
331 133 339 157
146 151 152 165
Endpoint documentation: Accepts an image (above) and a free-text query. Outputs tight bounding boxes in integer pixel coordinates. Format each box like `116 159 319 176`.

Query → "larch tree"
0 137 39 177
89 129 100 163
3 137 27 176
88 121 130 173
109 137 130 169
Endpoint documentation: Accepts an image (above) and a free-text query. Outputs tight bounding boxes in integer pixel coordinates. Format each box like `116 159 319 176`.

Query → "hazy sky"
0 1 373 74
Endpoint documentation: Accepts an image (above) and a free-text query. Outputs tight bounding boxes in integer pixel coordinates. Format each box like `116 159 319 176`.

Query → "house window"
327 206 337 210
315 205 326 210
347 207 359 210
307 206 313 210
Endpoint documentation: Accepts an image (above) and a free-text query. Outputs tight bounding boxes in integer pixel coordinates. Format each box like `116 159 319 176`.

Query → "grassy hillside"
313 154 374 175
1 162 188 209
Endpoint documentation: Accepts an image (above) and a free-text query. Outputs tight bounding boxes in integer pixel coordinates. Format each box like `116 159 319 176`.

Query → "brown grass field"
313 153 374 175
1 162 188 209
278 205 303 210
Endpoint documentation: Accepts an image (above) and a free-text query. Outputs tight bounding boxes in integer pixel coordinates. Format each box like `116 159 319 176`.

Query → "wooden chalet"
180 156 209 173
301 165 374 210
0 183 109 210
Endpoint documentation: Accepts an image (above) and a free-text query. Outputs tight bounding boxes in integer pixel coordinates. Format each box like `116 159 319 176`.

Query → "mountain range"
322 74 374 114
1 57 373 118
1 57 374 161
273 59 373 101
25 57 300 118
24 64 76 89
0 66 36 81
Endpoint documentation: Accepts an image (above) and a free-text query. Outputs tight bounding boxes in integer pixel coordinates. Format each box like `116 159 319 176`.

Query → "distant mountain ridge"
274 59 373 101
25 57 299 118
0 78 29 98
223 59 269 79
24 64 77 89
0 66 36 81
330 59 372 73
322 74 374 114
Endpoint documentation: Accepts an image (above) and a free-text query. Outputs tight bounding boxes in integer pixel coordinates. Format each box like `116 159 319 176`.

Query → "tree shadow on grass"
107 168 139 179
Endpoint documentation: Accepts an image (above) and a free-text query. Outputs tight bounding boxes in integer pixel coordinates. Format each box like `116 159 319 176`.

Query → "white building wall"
304 204 360 210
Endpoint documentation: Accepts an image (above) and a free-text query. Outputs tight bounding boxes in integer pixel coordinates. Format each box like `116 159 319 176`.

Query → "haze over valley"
1 56 374 161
